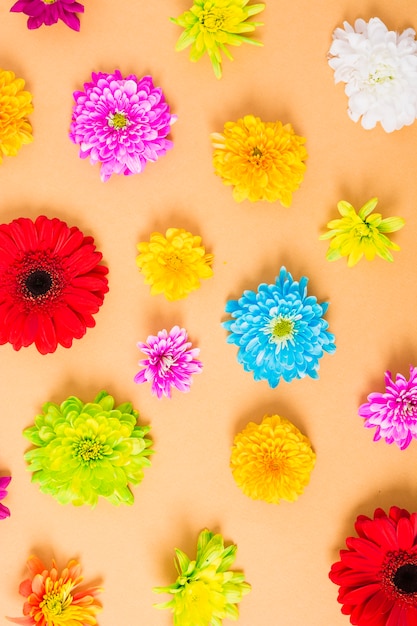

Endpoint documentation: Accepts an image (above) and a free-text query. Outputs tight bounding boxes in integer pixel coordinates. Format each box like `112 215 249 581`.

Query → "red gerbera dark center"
14 252 65 309
24 270 53 297
394 564 417 594
382 551 417 604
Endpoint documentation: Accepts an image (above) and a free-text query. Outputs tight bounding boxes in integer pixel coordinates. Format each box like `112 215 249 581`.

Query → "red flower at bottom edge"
330 506 417 626
0 216 108 354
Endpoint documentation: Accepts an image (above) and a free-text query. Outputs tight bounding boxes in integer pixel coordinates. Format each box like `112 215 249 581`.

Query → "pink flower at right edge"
0 475 11 519
358 366 417 449
134 326 202 399
10 0 84 31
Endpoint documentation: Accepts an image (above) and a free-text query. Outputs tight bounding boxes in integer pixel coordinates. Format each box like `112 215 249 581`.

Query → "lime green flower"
320 198 405 267
154 529 251 626
170 0 265 79
23 391 153 507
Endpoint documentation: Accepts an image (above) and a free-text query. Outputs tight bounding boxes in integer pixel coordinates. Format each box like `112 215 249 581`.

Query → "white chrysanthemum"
328 17 417 132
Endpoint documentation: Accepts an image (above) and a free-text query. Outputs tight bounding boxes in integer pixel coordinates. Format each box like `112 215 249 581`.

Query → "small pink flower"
10 0 84 31
0 476 11 520
359 366 417 449
69 70 176 182
134 326 202 399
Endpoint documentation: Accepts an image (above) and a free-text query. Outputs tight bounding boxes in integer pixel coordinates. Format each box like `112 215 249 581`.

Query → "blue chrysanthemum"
223 267 336 387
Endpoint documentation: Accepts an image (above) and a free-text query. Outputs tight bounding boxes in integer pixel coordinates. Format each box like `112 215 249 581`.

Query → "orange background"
1 1 417 625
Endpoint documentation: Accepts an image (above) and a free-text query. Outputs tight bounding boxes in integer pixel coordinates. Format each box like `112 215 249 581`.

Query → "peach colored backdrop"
1 1 417 625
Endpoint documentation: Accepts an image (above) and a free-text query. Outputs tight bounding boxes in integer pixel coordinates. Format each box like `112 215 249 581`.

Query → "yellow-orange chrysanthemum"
7 554 102 625
136 227 214 301
0 69 33 164
230 414 316 503
212 114 307 205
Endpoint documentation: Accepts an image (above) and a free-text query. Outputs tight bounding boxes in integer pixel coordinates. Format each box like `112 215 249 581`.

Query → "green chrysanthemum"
23 391 153 507
154 529 251 626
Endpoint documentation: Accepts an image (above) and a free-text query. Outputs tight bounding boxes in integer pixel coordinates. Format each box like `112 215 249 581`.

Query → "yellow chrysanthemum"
154 528 251 626
136 227 214 301
320 198 405 267
230 414 316 503
212 114 307 205
0 69 33 164
170 0 265 79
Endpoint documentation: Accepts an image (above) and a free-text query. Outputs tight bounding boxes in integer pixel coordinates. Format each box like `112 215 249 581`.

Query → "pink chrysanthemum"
358 366 417 450
10 0 84 31
69 70 177 182
0 476 11 520
134 326 202 399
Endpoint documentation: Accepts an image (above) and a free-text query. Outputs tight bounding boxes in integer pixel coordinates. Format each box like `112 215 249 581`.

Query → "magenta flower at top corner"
69 70 177 182
0 476 11 520
359 366 417 450
10 0 84 31
134 326 203 399
328 17 417 132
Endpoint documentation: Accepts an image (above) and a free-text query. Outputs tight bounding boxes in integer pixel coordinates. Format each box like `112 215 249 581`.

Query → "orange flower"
7 555 102 626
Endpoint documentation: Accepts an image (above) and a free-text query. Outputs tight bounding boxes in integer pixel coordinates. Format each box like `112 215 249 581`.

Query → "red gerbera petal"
0 215 108 354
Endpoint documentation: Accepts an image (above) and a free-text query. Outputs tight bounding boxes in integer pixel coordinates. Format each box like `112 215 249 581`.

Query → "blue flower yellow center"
108 112 129 130
199 9 226 31
74 438 104 462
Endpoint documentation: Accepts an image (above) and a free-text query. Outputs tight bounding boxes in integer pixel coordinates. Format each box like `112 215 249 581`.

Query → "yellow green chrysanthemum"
136 227 214 301
154 528 251 626
230 414 316 503
320 198 405 267
212 114 307 205
23 391 153 507
0 68 33 164
170 0 265 78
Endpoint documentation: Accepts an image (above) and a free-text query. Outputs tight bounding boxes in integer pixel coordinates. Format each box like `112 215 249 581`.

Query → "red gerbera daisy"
0 215 109 354
329 506 417 626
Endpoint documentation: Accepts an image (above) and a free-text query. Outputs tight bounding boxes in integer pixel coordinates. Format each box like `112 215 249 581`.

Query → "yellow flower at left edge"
0 69 33 163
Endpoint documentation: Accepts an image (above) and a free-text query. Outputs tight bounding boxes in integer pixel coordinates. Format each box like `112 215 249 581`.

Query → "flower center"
159 354 175 374
354 222 372 238
40 582 73 620
270 317 294 342
108 112 129 130
199 9 226 31
165 253 183 271
382 551 417 605
42 0 57 3
394 564 417 594
368 63 395 85
25 270 53 297
264 453 284 473
397 391 417 417
74 438 104 463
43 592 65 615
